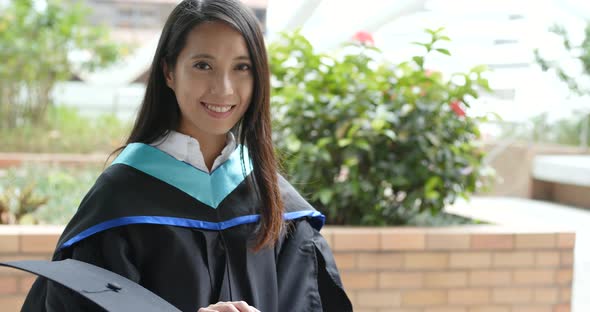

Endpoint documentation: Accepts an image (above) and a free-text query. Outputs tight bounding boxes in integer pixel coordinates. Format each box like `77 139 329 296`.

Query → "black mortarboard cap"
0 259 182 312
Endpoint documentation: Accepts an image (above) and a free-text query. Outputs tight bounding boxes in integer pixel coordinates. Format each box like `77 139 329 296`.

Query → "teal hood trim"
112 143 253 208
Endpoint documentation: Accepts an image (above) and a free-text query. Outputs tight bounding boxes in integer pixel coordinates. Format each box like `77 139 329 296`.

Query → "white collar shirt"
150 130 237 173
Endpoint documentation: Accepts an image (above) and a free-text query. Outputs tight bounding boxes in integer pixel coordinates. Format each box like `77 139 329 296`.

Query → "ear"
162 59 175 90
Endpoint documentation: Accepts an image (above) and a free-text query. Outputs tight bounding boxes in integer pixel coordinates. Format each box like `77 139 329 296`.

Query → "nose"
210 72 234 96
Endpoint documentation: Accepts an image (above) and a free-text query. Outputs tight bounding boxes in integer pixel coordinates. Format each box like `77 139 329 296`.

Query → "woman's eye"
193 62 211 70
236 63 251 71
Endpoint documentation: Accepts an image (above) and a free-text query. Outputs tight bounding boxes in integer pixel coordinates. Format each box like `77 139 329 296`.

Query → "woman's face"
164 20 253 141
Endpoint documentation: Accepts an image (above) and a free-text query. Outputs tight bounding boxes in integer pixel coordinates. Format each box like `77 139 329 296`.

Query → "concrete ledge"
532 155 590 209
533 155 590 187
0 153 107 168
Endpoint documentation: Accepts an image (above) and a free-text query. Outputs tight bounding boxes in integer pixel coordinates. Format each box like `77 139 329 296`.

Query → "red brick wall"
0 226 60 311
323 227 575 312
0 225 575 312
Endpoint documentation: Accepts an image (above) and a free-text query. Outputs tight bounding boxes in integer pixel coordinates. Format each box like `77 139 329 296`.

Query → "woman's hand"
197 301 261 312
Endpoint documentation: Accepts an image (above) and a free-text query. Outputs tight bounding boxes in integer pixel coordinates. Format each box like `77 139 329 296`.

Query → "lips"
200 101 236 118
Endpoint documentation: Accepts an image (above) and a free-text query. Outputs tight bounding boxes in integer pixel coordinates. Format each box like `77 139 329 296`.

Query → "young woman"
22 0 352 311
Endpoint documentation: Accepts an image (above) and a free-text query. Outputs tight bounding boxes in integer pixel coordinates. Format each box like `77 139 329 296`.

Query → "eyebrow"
189 53 251 61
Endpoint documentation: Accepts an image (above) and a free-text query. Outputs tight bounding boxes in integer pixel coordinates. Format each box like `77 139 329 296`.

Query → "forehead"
182 20 250 56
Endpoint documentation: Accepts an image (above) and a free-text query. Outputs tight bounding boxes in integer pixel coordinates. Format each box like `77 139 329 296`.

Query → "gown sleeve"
276 220 353 312
22 227 141 312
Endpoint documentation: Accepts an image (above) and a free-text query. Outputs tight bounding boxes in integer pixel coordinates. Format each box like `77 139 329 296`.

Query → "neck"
177 125 226 171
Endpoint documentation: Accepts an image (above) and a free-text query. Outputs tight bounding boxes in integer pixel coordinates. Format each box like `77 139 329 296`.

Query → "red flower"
450 100 466 117
352 31 375 46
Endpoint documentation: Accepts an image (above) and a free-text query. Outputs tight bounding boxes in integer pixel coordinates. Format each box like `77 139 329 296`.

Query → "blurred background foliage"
0 164 101 225
534 22 590 97
0 0 120 129
531 21 590 148
1 106 130 153
269 29 494 226
499 111 590 147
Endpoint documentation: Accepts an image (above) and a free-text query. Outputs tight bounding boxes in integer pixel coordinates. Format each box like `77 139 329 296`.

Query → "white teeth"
205 104 232 113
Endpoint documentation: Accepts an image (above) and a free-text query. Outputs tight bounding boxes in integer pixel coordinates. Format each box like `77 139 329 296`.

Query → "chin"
204 127 234 137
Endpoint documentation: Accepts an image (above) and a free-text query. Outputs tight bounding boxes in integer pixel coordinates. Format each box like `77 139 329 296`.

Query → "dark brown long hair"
116 0 283 250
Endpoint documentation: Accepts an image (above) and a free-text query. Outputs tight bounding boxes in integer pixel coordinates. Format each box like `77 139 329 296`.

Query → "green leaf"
384 129 397 141
470 64 488 74
435 48 451 56
434 26 445 33
477 77 491 91
483 111 503 122
390 176 409 186
424 176 442 200
344 157 359 166
287 137 302 151
425 176 441 190
425 132 440 146
371 119 387 131
425 190 440 200
317 137 332 148
318 189 333 205
347 123 362 137
410 41 428 47
355 139 371 151
336 121 351 138
412 56 424 68
337 138 352 147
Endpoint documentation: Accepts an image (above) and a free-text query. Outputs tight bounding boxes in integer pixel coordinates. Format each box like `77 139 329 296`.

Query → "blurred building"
79 0 267 45
84 0 176 28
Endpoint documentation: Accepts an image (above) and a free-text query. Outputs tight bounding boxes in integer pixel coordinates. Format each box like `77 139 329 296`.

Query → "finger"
230 301 253 312
197 309 215 312
209 302 240 312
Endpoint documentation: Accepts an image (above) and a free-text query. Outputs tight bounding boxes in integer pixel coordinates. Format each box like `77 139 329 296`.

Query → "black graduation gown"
21 143 352 312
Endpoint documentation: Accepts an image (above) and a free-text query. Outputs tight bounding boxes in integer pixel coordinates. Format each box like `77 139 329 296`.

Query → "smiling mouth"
201 102 236 113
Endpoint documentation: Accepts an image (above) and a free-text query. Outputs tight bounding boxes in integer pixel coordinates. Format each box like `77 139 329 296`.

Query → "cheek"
176 74 206 105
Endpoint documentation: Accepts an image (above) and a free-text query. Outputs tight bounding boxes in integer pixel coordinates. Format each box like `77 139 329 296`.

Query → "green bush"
499 111 590 147
1 105 131 153
0 182 48 224
0 0 120 128
0 164 102 224
531 21 590 147
269 28 493 225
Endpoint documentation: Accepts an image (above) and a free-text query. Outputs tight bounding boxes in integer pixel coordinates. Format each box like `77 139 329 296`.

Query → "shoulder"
55 164 149 251
75 164 139 212
277 174 315 213
277 174 326 231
